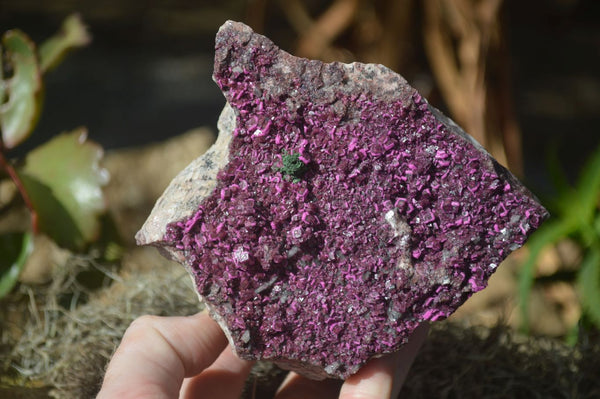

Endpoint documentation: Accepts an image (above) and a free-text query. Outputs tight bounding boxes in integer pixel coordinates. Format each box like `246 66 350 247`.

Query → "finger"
340 323 429 399
179 345 254 399
97 311 227 399
275 371 342 399
339 352 401 399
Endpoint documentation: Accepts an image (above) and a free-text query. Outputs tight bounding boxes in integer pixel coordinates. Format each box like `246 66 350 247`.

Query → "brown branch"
0 146 38 233
423 0 511 164
495 14 524 177
245 0 269 34
278 0 314 35
376 0 415 72
295 0 362 60
423 0 469 127
450 0 487 147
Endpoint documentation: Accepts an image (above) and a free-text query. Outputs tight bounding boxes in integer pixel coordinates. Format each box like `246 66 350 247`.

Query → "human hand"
97 311 428 399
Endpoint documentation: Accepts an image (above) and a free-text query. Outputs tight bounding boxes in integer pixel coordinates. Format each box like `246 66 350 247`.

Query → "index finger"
97 311 227 399
340 323 429 399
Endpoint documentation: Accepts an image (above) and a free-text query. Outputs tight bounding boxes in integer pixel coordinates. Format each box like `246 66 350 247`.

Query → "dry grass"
1 248 201 398
402 322 599 399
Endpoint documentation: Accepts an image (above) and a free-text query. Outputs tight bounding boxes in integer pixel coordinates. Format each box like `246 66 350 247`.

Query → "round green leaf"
19 129 108 250
0 30 42 149
0 232 33 298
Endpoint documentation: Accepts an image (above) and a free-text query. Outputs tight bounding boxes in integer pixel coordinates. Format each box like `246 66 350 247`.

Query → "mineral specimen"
136 21 548 379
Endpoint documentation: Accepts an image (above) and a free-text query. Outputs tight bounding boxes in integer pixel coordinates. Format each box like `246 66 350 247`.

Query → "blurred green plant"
519 144 600 339
0 232 33 298
0 15 107 298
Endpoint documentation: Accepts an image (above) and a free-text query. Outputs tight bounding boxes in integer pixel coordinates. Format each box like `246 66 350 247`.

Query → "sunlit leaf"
574 144 600 222
19 129 108 250
0 30 42 149
518 218 576 332
0 232 33 298
521 143 600 338
39 14 91 73
545 142 571 200
577 247 600 328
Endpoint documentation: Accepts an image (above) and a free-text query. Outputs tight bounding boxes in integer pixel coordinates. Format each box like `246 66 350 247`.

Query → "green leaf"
0 232 33 298
38 14 91 73
577 247 600 328
518 218 577 332
545 142 571 199
19 128 108 250
0 30 43 149
574 144 600 223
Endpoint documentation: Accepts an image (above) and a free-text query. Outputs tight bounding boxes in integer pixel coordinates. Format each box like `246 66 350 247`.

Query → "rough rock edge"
135 104 239 351
136 103 234 250
137 21 543 379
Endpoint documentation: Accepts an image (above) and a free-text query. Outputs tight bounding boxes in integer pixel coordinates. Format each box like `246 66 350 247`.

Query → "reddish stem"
0 145 39 233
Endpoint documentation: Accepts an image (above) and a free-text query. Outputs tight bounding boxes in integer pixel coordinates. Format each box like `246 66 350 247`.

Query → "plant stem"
0 145 38 233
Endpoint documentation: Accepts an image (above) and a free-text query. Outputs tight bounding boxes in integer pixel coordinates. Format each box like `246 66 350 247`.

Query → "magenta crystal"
141 21 548 379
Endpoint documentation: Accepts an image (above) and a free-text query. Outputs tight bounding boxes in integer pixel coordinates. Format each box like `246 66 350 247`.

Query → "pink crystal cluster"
164 22 547 378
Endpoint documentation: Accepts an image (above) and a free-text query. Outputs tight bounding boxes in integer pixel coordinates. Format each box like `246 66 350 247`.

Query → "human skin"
96 311 429 399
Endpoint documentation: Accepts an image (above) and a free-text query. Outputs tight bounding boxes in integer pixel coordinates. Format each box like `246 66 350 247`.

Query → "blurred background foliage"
0 14 107 298
0 0 598 352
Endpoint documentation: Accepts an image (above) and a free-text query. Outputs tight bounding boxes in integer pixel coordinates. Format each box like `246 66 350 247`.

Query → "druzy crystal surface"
138 21 548 379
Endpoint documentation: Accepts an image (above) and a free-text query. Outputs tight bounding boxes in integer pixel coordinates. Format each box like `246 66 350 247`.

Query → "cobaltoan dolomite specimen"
137 21 548 379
